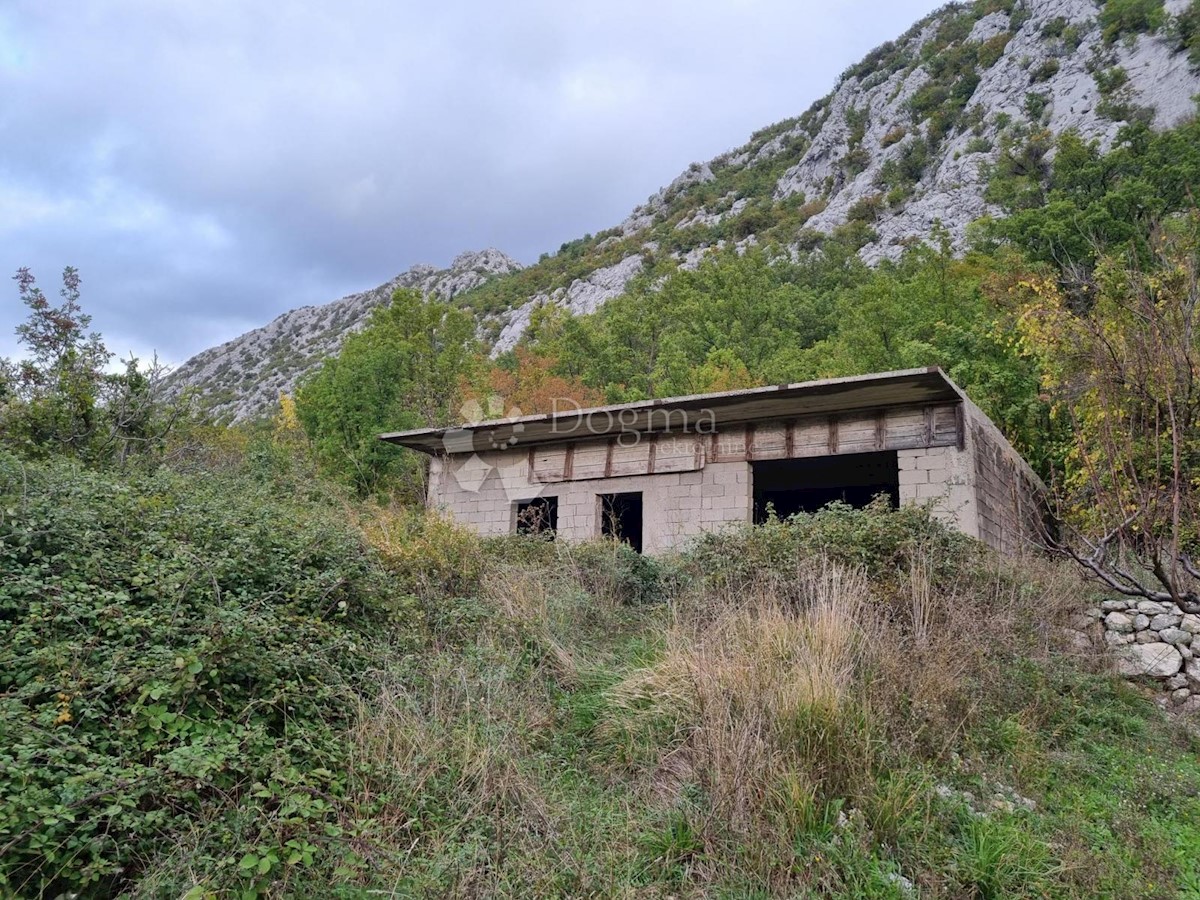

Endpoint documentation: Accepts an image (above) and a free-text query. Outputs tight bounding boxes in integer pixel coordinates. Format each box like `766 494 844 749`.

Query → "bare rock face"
492 254 645 354
166 249 521 422
771 0 1200 262
485 0 1200 342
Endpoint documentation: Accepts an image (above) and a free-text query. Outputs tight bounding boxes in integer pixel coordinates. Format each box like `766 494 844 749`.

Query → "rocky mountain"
167 249 520 420
173 0 1200 419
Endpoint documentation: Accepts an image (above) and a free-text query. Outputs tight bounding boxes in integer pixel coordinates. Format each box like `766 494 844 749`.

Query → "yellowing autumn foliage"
1013 216 1200 608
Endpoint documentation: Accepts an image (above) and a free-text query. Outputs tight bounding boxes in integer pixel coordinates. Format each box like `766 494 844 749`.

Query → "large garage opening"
600 492 644 553
752 451 899 523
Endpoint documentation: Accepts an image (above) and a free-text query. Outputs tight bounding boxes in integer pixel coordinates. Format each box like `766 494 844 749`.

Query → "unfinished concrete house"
381 368 1044 555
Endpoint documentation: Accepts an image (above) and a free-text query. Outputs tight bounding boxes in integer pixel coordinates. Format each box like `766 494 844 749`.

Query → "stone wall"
1086 598 1200 713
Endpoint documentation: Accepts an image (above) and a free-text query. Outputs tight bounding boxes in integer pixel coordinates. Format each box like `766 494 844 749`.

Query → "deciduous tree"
1015 216 1200 610
295 289 479 499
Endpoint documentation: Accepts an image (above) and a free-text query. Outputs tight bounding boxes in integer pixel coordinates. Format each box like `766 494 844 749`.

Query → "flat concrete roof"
380 367 968 455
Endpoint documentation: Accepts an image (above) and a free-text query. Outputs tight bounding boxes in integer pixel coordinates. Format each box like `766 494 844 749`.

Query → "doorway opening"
752 451 899 523
599 492 644 553
515 496 558 537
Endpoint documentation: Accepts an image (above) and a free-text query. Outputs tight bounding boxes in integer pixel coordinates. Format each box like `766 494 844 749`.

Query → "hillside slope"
172 0 1200 419
7 458 1200 896
166 249 520 420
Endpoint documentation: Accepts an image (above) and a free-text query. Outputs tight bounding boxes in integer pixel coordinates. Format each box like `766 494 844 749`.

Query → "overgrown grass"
5 478 1200 896
325 504 1200 897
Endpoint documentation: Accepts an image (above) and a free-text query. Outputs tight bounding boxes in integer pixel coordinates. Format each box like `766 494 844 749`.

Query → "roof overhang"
379 367 967 455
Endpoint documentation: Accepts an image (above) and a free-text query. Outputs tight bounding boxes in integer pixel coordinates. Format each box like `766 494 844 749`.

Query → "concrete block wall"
896 405 1043 553
897 445 980 540
552 460 750 553
962 398 1045 555
427 398 1043 555
427 451 542 537
428 447 751 553
970 425 1044 554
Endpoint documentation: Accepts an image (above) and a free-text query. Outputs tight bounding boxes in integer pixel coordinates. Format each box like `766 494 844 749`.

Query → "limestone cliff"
167 249 520 421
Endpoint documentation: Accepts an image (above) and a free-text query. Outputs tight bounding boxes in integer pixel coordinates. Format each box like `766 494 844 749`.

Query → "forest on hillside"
3 99 1200 899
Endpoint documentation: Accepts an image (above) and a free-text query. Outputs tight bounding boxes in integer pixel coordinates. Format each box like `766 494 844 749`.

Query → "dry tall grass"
873 549 1088 763
606 560 880 839
345 662 569 897
338 535 653 896
603 543 1090 883
342 510 1099 894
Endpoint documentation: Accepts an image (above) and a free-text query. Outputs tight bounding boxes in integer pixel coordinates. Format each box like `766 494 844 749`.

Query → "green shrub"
1041 15 1068 37
963 102 987 133
842 147 872 179
1176 0 1200 65
847 193 886 223
977 31 1014 68
1100 0 1166 42
830 220 879 250
908 82 952 121
839 38 913 83
367 507 486 603
561 539 670 605
845 105 869 136
684 498 974 589
0 454 412 896
1030 58 1060 82
1094 65 1129 94
985 128 1054 210
1024 91 1049 120
886 184 913 207
1097 97 1154 122
878 138 931 197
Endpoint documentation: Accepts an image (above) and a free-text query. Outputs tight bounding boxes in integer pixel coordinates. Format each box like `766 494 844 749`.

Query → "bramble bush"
685 497 976 593
0 451 416 896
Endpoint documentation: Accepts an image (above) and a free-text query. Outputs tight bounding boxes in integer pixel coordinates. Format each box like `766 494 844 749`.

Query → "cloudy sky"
1 0 941 366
